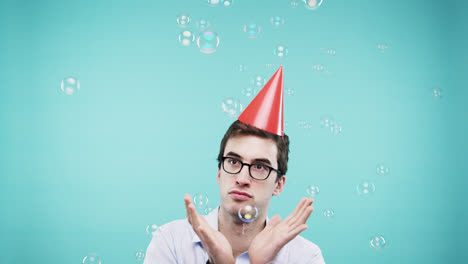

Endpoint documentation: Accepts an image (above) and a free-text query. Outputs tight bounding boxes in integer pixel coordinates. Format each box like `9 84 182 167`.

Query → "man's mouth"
229 190 252 200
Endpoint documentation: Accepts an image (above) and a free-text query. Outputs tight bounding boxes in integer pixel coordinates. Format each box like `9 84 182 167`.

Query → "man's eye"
254 164 267 170
229 159 239 165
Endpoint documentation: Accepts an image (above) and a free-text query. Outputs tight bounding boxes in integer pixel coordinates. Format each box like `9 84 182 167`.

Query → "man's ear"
217 169 221 184
272 175 286 196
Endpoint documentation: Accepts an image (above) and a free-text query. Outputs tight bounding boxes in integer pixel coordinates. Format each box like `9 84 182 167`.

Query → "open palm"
248 198 314 264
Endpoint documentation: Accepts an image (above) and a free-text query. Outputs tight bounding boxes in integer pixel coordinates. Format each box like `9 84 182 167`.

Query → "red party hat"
238 66 284 136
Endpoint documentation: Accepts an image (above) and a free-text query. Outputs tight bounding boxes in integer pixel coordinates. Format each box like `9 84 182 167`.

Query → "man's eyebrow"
225 151 241 158
225 151 272 166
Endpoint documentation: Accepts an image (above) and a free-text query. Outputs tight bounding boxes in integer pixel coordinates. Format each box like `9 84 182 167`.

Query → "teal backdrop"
1 0 467 263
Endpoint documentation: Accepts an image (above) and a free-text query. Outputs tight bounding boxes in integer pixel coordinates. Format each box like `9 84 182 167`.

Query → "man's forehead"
223 135 277 163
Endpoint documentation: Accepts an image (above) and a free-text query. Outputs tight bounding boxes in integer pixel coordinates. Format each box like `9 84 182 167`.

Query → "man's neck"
218 207 267 258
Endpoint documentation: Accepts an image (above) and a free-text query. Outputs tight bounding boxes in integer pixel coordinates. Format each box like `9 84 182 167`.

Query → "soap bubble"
298 120 313 129
193 192 209 209
432 87 443 99
329 123 342 135
146 224 159 238
320 47 336 56
376 164 390 176
238 205 258 223
370 235 386 249
286 88 295 96
222 0 234 7
176 13 191 27
204 206 214 215
356 180 375 197
82 254 102 264
320 115 334 129
238 64 248 72
273 45 289 57
242 87 255 97
178 30 195 46
196 18 210 31
323 208 334 218
306 185 319 197
377 43 388 52
135 249 145 262
243 23 261 38
250 75 266 89
206 0 220 7
313 64 325 71
270 16 285 28
303 0 323 10
222 98 244 118
60 77 80 96
197 30 220 54
290 0 299 8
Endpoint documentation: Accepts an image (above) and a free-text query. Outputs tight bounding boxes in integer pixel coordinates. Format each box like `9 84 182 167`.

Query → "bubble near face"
238 205 258 223
356 180 375 196
243 23 261 38
82 254 102 264
60 77 80 96
197 31 220 54
222 98 244 118
176 13 191 27
306 185 319 197
370 235 386 249
146 224 159 238
178 30 195 46
273 45 289 57
303 0 323 10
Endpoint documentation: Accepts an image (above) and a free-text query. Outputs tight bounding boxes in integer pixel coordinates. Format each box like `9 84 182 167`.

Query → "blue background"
1 0 467 263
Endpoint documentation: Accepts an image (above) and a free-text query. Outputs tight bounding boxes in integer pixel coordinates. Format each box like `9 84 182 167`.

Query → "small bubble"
238 204 259 223
370 235 386 249
193 192 209 209
306 185 320 197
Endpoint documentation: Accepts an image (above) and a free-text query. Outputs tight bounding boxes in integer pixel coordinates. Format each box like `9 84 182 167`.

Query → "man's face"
217 134 285 219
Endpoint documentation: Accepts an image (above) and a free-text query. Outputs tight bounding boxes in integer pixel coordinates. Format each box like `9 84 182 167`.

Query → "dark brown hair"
217 120 290 181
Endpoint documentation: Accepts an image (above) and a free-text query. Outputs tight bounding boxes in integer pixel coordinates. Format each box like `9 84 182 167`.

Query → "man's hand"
184 194 235 264
248 198 314 264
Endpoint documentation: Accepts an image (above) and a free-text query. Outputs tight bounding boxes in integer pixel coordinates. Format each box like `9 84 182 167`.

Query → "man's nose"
236 165 251 185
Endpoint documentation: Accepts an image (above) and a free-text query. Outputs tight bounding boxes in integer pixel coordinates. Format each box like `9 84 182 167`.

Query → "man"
144 67 325 264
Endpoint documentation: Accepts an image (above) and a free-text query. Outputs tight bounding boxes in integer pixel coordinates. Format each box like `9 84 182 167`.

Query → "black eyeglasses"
221 156 282 181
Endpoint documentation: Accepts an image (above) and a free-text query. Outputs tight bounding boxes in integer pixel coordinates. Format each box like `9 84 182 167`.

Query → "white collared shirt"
143 206 325 264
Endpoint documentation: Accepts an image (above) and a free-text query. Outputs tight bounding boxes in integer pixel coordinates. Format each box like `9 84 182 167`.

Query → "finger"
289 224 308 238
184 194 192 224
296 205 314 225
184 194 200 227
296 198 313 221
285 198 309 225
